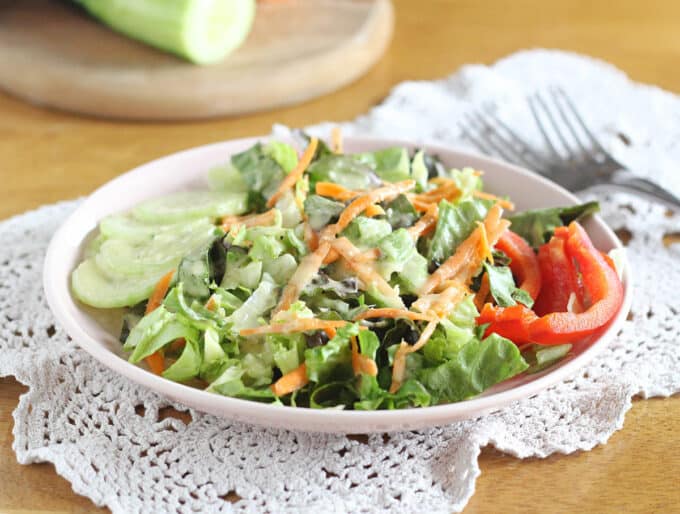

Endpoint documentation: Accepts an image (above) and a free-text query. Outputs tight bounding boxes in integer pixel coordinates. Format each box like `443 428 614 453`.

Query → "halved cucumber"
132 191 248 223
99 215 213 241
95 225 217 277
72 259 165 308
77 0 257 65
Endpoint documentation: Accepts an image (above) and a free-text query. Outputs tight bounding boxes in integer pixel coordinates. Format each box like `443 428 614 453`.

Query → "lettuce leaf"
307 154 381 190
304 323 360 383
508 202 599 248
304 195 344 231
483 263 534 308
428 198 492 265
418 333 528 403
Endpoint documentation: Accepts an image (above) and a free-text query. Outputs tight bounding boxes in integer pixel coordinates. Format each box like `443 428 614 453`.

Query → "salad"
71 132 624 410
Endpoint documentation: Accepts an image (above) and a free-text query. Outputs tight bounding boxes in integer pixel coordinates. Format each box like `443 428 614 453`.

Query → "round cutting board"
0 0 394 120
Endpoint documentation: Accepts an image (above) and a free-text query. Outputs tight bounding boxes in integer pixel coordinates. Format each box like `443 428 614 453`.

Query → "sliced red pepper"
476 302 538 344
528 222 624 344
476 222 624 347
533 235 583 315
495 230 542 300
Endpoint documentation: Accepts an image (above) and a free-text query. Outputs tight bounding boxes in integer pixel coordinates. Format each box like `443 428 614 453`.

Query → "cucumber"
72 259 165 308
132 191 248 223
99 215 213 241
76 0 256 65
95 225 217 277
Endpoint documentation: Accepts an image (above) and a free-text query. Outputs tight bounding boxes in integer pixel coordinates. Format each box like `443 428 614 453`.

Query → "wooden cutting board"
0 0 393 120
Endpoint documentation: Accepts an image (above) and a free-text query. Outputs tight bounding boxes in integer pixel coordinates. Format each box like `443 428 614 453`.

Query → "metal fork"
460 86 680 209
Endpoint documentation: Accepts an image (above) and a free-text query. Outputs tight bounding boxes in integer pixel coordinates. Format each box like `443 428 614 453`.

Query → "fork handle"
608 171 680 210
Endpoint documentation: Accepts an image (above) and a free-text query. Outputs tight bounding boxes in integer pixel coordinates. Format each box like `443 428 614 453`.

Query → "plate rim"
43 135 633 433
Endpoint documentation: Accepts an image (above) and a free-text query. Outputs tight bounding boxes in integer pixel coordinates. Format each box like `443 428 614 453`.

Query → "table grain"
1 1 679 512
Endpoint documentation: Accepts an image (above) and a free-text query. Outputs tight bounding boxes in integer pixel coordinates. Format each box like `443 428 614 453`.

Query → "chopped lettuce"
304 195 345 231
418 333 528 403
356 147 411 183
428 198 492 265
483 263 534 308
304 323 359 383
342 217 392 250
307 154 381 190
508 201 599 248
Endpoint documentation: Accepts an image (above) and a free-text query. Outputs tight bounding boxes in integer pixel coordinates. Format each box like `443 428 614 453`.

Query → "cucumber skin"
76 0 256 65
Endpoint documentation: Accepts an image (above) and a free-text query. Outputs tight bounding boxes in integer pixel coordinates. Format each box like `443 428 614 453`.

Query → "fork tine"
548 86 592 157
461 112 536 169
553 86 608 155
528 94 563 160
532 92 579 159
458 121 496 157
481 107 550 169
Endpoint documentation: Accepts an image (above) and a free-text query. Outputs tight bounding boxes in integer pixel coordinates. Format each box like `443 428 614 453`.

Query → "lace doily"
2 50 679 514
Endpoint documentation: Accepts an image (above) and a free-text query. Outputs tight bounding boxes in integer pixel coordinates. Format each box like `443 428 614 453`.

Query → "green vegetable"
163 338 201 382
304 195 344 231
418 333 528 403
410 150 429 192
76 0 256 65
178 238 226 299
357 147 411 183
342 217 393 250
508 201 600 248
428 198 492 265
384 194 418 230
130 318 199 364
304 324 360 383
307 155 381 190
264 142 299 173
483 263 534 308
523 344 572 374
132 191 248 223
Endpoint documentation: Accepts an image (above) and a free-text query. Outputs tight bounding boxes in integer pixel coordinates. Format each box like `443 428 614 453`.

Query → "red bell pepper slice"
495 230 542 300
476 303 538 344
528 222 624 344
533 233 584 316
476 222 624 346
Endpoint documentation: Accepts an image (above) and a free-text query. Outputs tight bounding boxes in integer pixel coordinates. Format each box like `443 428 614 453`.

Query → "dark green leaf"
508 202 599 248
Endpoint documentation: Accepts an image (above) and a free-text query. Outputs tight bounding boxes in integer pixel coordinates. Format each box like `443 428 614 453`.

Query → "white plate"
43 136 632 433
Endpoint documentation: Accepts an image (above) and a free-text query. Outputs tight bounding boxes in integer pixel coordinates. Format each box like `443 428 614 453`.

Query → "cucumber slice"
100 215 213 241
132 191 248 223
95 225 217 277
72 259 164 308
77 0 256 65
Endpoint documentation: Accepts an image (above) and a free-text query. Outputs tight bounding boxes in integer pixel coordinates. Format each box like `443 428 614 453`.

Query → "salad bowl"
43 135 632 433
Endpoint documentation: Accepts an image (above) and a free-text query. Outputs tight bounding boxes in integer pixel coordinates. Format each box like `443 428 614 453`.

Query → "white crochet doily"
2 50 679 514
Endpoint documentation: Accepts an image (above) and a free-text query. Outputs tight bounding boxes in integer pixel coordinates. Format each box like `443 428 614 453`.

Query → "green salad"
72 133 608 410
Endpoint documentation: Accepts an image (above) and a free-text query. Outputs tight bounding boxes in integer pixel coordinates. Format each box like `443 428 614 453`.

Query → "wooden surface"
0 0 393 120
1 0 680 512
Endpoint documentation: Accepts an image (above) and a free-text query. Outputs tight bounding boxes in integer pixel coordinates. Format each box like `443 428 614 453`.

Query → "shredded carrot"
322 248 340 265
145 269 175 314
332 237 403 307
146 351 165 376
474 273 491 311
331 126 343 154
472 190 515 210
271 363 309 396
408 203 439 240
350 336 378 377
419 204 509 295
274 242 331 314
267 137 318 208
323 246 379 265
170 338 186 352
303 222 319 251
354 308 434 322
240 317 347 336
477 221 493 264
204 296 218 312
315 182 358 201
324 327 337 339
143 269 175 376
221 209 278 231
364 204 385 217
389 319 439 393
321 180 415 240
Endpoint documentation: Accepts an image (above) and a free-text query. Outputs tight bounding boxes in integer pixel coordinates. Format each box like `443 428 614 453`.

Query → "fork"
460 86 680 209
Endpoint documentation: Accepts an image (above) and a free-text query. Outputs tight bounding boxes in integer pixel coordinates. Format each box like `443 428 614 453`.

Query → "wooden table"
2 1 679 512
